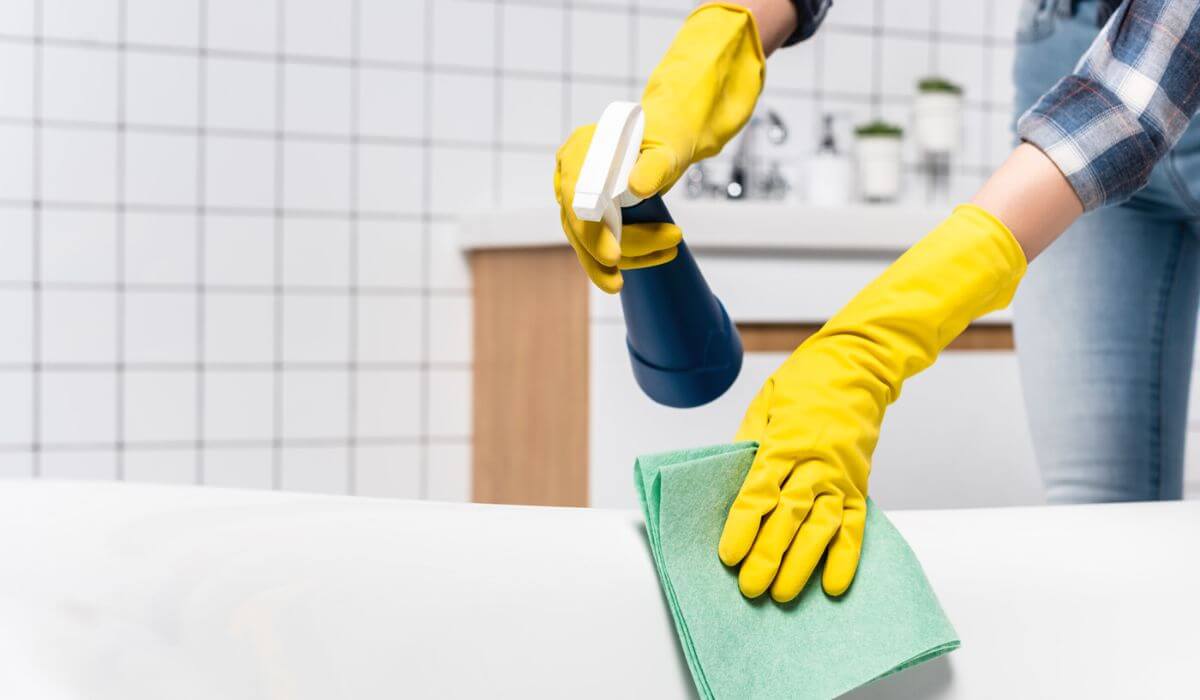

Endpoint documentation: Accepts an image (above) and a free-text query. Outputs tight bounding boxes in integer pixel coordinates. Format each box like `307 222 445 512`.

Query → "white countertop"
459 201 945 255
3 480 1197 698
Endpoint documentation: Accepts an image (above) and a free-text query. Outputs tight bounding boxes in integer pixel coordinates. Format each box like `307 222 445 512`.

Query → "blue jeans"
1012 0 1200 503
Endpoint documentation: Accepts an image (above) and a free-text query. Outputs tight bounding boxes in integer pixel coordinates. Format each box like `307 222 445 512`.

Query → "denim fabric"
1013 0 1200 502
1017 0 1200 210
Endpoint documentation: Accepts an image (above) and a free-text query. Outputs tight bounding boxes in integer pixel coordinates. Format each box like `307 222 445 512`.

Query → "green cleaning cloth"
634 442 959 699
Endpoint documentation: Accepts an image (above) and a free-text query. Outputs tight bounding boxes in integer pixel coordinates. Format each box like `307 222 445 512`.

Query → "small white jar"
914 90 963 154
854 130 903 202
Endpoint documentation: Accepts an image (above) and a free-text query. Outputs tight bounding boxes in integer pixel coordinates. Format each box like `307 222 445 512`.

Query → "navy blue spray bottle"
573 103 742 408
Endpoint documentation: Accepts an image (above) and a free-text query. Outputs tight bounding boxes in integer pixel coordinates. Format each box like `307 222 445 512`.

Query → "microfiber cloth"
634 442 959 699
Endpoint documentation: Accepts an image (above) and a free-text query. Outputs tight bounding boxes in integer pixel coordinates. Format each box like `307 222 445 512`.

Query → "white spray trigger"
571 101 646 243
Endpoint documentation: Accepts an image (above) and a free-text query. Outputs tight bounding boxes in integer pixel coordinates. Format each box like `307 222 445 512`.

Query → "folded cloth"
634 442 959 699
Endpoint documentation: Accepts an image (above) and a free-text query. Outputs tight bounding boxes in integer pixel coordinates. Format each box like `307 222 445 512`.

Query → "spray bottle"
572 102 742 408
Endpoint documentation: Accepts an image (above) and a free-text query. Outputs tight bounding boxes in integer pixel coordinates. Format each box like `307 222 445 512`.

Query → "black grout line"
271 0 285 491
418 0 434 500
347 0 361 496
195 0 208 485
115 0 127 481
30 0 42 479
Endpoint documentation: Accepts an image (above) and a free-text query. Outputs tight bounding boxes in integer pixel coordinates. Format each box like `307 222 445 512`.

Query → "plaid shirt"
1017 0 1200 210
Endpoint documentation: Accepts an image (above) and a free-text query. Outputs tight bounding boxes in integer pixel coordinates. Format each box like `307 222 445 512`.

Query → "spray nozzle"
571 101 646 243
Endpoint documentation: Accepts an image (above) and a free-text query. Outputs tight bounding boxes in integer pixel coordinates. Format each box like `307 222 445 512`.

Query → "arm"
720 0 1200 601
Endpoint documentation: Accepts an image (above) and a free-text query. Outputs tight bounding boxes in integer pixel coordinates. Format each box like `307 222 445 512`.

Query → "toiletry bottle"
806 114 851 205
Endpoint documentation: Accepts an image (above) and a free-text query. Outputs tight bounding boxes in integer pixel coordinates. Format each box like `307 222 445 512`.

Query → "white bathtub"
2 481 1197 698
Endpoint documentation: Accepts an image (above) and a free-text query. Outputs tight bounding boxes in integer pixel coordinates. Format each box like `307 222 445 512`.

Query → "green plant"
854 120 903 138
917 76 964 95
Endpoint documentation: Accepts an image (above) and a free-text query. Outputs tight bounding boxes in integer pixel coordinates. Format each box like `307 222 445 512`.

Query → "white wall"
7 0 1194 502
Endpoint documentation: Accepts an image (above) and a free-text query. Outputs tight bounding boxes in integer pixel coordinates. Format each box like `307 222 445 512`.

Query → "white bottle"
806 115 851 206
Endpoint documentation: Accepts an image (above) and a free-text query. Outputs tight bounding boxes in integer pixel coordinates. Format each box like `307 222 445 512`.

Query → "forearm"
970 143 1082 262
735 0 799 55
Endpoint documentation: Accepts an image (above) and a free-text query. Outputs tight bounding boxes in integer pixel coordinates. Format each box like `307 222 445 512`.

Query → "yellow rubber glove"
719 204 1027 602
553 2 765 293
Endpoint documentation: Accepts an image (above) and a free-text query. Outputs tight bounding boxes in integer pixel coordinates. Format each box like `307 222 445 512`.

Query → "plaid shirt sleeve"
1017 0 1200 210
781 0 833 45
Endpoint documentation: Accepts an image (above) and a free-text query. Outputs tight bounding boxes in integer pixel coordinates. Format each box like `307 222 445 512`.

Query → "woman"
554 0 1199 603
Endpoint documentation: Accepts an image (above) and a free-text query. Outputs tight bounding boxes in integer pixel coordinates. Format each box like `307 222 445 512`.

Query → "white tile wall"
12 0 1189 501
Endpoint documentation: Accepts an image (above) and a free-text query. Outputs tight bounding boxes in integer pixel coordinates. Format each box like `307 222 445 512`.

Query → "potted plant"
914 77 964 154
854 120 904 202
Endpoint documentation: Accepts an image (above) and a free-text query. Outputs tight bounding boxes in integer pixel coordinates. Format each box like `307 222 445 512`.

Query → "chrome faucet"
684 108 789 200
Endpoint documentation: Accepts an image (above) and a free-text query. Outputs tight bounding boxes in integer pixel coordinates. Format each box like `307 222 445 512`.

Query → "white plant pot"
854 135 903 202
914 92 963 154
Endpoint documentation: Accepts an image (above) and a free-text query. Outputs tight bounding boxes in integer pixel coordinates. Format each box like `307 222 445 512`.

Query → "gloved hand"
553 2 765 293
719 204 1027 602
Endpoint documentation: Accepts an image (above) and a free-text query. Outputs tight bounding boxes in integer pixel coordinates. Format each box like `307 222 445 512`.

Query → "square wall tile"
635 14 680 79
428 295 471 365
126 0 200 47
0 125 34 199
284 63 352 135
283 0 352 58
40 371 117 443
281 370 348 439
0 291 32 364
281 445 347 494
765 38 817 92
124 449 196 484
504 4 564 72
432 0 495 69
428 222 469 290
0 1 34 35
431 73 495 143
208 0 276 53
569 81 635 130
124 212 196 285
825 0 876 27
0 43 34 118
498 150 554 208
990 45 1017 108
283 140 350 211
281 294 349 363
203 447 273 488
204 292 274 363
41 289 117 363
358 67 424 138
41 128 118 204
41 45 118 122
125 52 199 127
355 444 420 498
205 215 275 286
205 136 276 209
124 291 197 363
0 208 34 282
41 451 117 480
429 146 493 215
41 210 117 283
427 368 470 438
940 1 986 36
570 10 630 77
125 131 198 207
0 372 33 444
936 43 985 105
427 442 471 502
355 370 420 438
204 371 273 440
0 453 34 479
820 31 874 96
880 36 932 99
881 0 934 32
42 0 118 41
205 57 277 131
124 370 196 442
357 220 423 288
500 77 562 146
356 143 423 214
988 110 1016 166
992 0 1024 40
360 0 424 63
282 218 350 287
357 295 422 363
